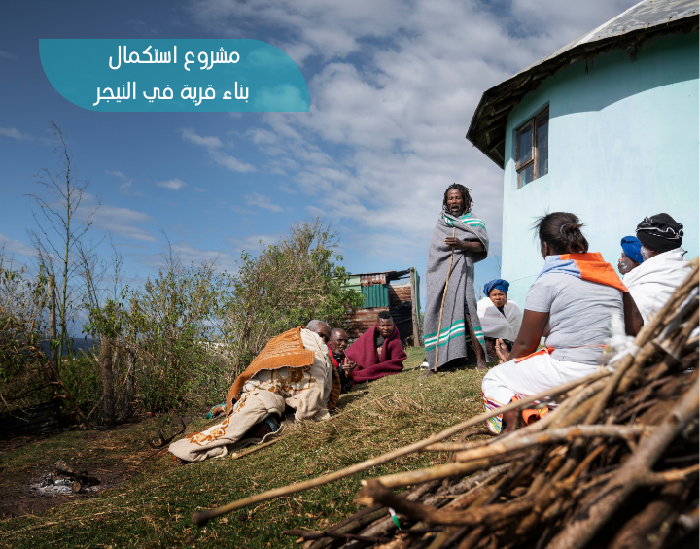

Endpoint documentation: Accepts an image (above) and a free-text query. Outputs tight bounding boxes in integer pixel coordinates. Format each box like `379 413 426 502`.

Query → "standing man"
328 328 357 393
421 184 489 377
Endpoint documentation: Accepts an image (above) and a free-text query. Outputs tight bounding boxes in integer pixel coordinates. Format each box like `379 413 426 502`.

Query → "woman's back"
525 273 623 365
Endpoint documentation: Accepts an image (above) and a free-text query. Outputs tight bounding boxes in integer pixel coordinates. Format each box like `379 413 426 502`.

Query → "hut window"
515 108 548 188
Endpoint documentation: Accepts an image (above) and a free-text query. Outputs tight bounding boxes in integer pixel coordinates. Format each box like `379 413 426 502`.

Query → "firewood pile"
284 261 699 549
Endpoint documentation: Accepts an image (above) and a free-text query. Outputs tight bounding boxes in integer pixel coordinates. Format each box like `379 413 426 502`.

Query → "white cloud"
106 169 140 194
228 232 283 252
156 178 188 190
231 205 258 215
190 0 639 280
89 204 157 241
180 127 256 173
210 151 257 173
0 127 31 140
0 233 36 258
0 51 17 59
180 127 223 148
244 192 283 212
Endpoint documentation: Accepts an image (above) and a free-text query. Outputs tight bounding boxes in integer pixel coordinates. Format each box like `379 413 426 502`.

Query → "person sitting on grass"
482 212 643 434
345 311 406 383
169 320 340 463
617 236 644 276
622 214 691 325
476 278 522 360
328 328 358 394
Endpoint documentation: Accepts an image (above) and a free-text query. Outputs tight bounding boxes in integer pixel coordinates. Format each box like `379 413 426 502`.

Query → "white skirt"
482 351 597 433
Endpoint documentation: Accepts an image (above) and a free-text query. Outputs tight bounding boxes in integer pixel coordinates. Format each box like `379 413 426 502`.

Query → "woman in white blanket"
476 279 522 360
622 213 691 325
482 212 642 434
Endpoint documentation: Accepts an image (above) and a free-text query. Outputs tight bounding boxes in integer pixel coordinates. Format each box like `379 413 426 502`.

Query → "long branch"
191 369 611 526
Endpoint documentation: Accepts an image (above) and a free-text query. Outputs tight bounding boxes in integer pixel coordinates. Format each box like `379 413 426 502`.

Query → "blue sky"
0 0 639 311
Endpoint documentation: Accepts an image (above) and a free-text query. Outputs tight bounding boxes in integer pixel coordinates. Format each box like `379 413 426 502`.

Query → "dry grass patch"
0 347 494 548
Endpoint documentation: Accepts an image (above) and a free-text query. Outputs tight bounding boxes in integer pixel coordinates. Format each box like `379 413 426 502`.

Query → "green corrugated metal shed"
341 268 421 346
343 275 362 294
361 283 389 308
341 274 390 308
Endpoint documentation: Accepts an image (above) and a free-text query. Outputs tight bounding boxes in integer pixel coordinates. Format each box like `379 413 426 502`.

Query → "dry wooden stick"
357 459 493 495
282 529 391 543
230 439 280 460
587 265 699 423
192 370 610 526
358 479 533 526
547 376 699 549
418 425 651 455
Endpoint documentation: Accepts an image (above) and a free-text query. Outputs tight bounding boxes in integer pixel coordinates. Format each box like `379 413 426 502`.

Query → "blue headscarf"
483 279 509 297
620 236 643 264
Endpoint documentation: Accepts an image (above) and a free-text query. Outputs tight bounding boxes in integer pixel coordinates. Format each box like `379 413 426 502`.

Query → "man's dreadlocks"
442 183 473 214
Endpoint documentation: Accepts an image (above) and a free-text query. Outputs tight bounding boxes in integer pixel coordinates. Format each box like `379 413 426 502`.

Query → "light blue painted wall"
501 31 699 309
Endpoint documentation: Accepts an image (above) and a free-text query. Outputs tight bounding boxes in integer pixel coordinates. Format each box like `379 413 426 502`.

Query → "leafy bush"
82 218 363 417
0 258 50 413
222 218 365 373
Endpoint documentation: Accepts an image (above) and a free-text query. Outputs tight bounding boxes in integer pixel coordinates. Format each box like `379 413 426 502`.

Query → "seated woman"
482 212 642 434
623 214 691 325
476 278 522 359
617 235 643 275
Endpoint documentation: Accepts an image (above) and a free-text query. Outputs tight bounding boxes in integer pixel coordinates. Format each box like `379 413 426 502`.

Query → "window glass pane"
519 163 535 187
536 111 548 178
516 124 533 166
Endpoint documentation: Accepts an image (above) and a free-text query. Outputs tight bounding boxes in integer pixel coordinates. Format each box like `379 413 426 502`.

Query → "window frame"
515 107 549 189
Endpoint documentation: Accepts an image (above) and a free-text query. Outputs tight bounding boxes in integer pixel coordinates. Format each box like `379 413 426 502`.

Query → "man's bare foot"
476 360 487 371
418 370 436 379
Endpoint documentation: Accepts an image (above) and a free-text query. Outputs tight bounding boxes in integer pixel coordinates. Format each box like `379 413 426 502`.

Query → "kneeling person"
345 311 406 383
169 320 339 463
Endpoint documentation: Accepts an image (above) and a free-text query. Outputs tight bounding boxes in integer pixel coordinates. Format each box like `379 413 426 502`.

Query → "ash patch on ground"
0 462 132 518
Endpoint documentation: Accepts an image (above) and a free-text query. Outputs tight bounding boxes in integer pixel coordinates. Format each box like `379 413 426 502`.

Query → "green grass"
0 348 493 548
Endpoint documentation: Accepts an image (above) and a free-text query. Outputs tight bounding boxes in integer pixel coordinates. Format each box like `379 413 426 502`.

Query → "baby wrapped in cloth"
170 327 340 462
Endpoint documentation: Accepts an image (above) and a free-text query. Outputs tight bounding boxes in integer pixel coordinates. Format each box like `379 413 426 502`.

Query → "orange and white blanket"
169 327 338 462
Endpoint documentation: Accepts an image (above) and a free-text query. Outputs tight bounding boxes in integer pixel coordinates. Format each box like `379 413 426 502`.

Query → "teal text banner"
39 39 310 113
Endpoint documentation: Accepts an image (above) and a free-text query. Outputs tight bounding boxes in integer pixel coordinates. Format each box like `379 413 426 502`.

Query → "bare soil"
0 461 135 519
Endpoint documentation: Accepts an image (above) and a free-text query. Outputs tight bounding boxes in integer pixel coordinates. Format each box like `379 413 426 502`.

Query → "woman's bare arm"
622 292 643 336
507 310 549 361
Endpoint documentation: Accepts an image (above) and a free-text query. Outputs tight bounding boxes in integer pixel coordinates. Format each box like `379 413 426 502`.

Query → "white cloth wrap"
476 298 523 341
482 352 598 433
622 248 691 324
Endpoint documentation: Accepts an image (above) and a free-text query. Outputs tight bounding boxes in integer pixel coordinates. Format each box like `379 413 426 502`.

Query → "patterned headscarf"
636 213 683 254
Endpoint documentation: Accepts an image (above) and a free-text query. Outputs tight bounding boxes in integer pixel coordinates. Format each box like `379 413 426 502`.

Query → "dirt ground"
0 461 132 519
0 415 184 521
